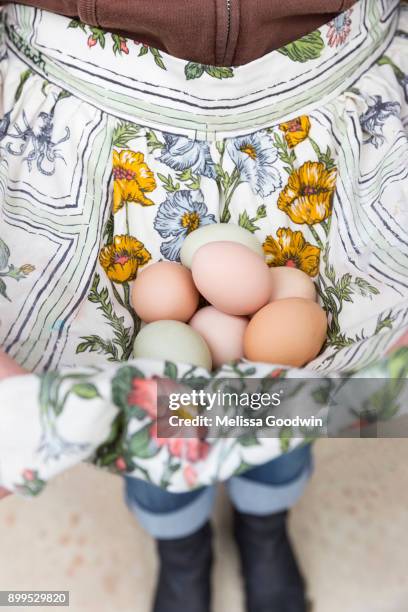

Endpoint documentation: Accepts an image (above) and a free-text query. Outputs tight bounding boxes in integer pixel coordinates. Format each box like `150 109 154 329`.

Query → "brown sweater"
1 0 357 65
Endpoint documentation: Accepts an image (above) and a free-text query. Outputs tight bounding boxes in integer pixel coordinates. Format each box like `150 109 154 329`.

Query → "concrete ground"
1 439 408 612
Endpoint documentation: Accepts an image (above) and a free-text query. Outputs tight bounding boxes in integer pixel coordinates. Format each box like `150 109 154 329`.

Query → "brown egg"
131 261 199 323
244 298 327 367
269 266 317 302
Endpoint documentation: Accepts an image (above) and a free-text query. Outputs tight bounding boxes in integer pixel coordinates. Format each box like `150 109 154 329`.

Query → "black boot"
153 522 213 612
234 510 307 612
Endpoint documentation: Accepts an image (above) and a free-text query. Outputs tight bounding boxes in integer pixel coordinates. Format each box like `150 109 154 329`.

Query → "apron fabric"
0 0 407 495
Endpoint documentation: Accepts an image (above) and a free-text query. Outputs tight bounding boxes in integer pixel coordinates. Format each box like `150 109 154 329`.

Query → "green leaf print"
112 121 141 148
15 471 46 497
205 66 234 79
37 371 93 459
15 69 32 103
0 238 10 270
353 277 380 299
128 425 159 458
157 173 180 192
68 18 86 31
0 238 35 301
375 311 395 335
278 30 324 63
164 361 179 380
160 459 182 489
239 434 260 447
215 163 241 223
357 377 406 423
103 214 114 244
279 427 293 453
308 138 337 171
312 381 333 406
215 140 226 156
138 46 149 57
112 34 129 55
185 62 205 80
176 168 201 190
89 27 106 49
76 274 134 361
71 382 100 400
0 277 10 301
317 247 381 351
76 335 120 360
272 132 296 174
185 63 234 80
150 47 166 70
146 129 164 153
238 205 267 233
318 146 337 171
112 365 146 412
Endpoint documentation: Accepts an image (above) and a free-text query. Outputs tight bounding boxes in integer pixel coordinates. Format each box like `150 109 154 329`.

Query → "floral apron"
0 0 407 495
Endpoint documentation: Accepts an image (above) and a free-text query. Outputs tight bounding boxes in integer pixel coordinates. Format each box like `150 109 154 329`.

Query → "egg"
180 223 264 268
189 306 248 368
244 298 327 367
131 261 199 323
192 241 271 316
269 266 317 302
133 320 212 370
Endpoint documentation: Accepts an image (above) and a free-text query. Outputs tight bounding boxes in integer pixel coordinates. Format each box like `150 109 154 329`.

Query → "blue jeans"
125 444 313 539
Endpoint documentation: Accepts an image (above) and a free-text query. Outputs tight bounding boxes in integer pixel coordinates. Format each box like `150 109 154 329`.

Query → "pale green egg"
133 320 212 370
180 223 264 268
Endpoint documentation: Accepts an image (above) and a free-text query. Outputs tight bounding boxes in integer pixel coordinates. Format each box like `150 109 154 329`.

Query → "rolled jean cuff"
125 485 216 540
226 460 313 516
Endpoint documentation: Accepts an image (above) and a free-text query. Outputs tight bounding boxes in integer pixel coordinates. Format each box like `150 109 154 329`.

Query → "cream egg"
269 266 317 302
133 320 212 370
180 223 264 269
131 261 199 323
244 298 327 367
192 241 271 316
189 306 248 368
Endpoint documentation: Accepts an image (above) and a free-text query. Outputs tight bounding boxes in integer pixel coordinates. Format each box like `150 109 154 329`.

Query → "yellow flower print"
19 264 35 275
279 115 311 148
99 234 151 283
263 227 321 277
277 161 337 225
113 150 157 213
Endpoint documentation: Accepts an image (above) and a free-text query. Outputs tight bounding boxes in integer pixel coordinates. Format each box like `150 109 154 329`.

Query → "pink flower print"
150 422 209 463
22 469 35 481
128 378 158 419
120 39 129 55
115 457 127 472
184 465 198 488
87 35 97 48
388 330 408 354
326 10 353 48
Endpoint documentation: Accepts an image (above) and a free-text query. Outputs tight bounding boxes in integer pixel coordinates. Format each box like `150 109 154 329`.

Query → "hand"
0 487 11 500
0 350 23 498
0 349 26 382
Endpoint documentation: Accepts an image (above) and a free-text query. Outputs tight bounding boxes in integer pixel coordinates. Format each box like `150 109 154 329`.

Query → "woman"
0 1 407 611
